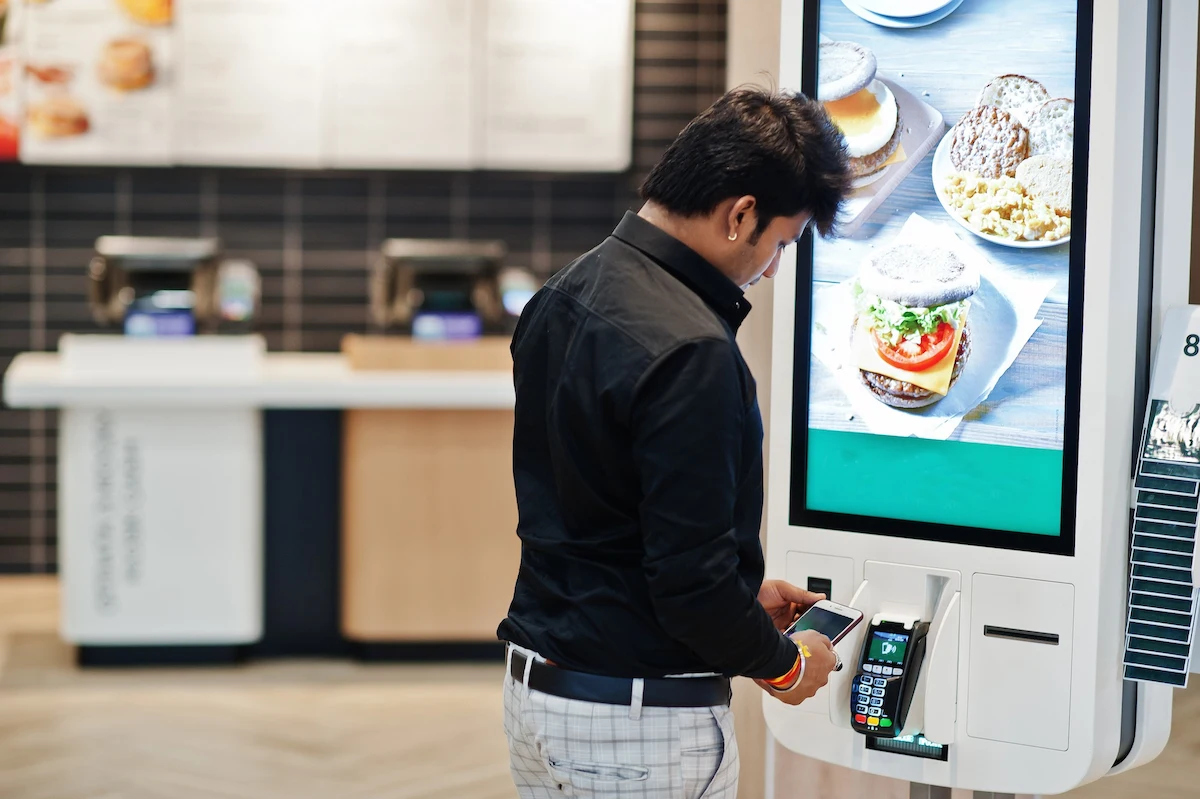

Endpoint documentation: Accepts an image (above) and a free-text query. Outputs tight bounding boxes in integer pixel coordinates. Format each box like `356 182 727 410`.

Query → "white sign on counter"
480 0 633 172
324 0 475 169
58 406 263 644
21 0 173 165
174 0 323 167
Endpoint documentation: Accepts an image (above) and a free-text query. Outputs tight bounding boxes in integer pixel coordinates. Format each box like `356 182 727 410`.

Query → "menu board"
480 0 633 171
21 0 173 165
173 0 324 167
324 0 474 169
0 0 22 160
6 0 635 171
791 0 1088 552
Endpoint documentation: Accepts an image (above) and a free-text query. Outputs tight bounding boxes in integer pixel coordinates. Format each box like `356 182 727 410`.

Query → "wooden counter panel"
343 335 513 372
341 408 519 641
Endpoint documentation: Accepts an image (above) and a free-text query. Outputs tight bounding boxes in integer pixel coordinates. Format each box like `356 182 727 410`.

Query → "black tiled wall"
0 0 727 573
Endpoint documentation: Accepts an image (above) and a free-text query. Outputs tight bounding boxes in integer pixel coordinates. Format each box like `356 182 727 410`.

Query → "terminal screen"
868 632 908 665
789 0 1091 555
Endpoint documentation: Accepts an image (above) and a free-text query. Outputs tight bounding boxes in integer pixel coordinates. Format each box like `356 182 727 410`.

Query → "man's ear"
726 195 758 240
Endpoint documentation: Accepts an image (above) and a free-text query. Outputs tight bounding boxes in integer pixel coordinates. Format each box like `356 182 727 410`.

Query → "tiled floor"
0 577 1196 799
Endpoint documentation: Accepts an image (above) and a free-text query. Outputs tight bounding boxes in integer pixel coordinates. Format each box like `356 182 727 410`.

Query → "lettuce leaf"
851 280 967 349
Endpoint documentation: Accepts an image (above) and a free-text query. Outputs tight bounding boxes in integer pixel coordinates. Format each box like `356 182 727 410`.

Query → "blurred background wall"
0 0 729 575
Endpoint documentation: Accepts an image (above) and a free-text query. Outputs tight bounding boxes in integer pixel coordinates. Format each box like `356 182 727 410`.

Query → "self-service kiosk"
764 0 1196 794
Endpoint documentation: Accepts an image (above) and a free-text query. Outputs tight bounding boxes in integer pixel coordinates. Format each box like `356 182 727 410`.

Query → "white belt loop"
505 644 514 679
522 652 535 690
629 678 645 721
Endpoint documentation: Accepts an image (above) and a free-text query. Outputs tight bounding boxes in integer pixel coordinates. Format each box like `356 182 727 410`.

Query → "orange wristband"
765 653 802 688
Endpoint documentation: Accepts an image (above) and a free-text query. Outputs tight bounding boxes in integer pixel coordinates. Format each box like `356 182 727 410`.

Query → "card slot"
982 625 1060 645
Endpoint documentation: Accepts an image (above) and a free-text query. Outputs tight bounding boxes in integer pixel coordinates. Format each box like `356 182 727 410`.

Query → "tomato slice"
872 322 955 372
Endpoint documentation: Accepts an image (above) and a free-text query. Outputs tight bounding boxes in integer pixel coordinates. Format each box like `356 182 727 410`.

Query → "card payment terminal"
851 618 930 736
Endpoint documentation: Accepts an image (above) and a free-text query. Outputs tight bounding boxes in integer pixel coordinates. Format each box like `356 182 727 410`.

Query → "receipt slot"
761 0 1194 794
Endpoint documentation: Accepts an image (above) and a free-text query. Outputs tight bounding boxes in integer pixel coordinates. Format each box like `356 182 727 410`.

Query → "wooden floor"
0 577 1196 799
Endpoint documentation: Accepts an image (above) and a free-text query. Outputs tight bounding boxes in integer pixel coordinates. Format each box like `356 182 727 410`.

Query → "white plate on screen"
852 0 958 18
930 133 1071 250
840 0 966 29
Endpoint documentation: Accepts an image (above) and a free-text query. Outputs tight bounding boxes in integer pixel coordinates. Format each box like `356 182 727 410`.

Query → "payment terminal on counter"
759 0 1197 795
87 236 259 336
370 238 539 340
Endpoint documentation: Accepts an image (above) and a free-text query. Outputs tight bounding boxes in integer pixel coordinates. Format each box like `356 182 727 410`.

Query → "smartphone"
785 599 865 644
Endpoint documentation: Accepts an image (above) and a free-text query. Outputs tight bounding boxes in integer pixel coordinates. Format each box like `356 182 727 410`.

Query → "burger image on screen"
852 243 978 409
98 38 155 92
818 41 902 184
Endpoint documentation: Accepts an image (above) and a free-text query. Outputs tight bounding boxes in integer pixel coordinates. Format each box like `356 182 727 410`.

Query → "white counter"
3 352 516 410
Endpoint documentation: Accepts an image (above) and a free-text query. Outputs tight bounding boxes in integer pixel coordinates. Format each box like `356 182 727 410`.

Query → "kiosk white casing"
763 0 1189 793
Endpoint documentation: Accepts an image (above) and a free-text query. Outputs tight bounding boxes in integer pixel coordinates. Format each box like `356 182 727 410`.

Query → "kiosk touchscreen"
763 0 1188 794
794 0 1086 553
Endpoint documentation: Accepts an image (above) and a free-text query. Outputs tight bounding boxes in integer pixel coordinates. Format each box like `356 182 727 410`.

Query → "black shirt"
497 211 797 681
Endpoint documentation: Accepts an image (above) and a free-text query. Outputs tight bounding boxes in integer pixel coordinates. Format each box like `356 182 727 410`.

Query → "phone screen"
787 605 858 642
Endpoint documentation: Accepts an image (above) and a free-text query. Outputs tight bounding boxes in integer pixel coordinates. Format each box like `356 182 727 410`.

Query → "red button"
855 714 867 724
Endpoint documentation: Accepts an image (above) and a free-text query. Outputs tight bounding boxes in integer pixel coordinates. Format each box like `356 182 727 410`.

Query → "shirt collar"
611 211 751 331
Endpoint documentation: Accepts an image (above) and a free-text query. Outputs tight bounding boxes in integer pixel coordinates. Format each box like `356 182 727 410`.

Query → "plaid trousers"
502 646 740 798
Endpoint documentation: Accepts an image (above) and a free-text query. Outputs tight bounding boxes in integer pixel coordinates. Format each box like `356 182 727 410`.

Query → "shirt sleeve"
630 337 797 679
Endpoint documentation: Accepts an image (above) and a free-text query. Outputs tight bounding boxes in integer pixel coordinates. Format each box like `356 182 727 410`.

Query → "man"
499 87 853 798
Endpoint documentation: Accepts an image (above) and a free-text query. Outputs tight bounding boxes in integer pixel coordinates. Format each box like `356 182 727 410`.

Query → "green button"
880 719 893 728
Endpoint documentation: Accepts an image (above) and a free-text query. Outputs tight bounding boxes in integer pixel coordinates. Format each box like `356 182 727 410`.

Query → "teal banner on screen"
807 430 1064 536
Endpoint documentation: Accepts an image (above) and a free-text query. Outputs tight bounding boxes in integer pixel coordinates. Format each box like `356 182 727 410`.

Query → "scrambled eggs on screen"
941 173 1070 242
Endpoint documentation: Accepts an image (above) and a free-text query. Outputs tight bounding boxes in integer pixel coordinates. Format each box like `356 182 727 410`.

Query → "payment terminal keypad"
850 620 929 737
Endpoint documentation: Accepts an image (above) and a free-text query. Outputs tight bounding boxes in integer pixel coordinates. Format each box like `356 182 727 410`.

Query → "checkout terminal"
763 0 1197 794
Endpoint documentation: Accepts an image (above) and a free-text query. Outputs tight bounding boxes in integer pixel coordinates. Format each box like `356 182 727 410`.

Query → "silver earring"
728 232 738 242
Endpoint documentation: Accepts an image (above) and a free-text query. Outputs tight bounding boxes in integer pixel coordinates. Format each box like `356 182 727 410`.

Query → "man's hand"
756 630 839 706
758 579 825 632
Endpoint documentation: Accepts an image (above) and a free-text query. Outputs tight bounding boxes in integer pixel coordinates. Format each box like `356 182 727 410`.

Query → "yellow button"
867 717 879 726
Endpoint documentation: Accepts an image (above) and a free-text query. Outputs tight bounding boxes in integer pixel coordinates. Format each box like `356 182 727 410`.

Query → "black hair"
639 87 852 240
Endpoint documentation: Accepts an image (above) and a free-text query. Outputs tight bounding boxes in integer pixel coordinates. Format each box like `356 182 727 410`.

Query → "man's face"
734 211 813 290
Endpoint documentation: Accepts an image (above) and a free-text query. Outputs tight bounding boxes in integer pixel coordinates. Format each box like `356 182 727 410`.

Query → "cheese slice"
855 304 969 396
882 143 907 168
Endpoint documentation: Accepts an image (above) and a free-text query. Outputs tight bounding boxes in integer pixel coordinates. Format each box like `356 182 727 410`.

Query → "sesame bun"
818 41 877 102
1027 97 1074 162
859 242 979 308
977 74 1049 127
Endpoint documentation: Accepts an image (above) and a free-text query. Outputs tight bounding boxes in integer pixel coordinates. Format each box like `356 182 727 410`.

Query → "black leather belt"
508 650 731 708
